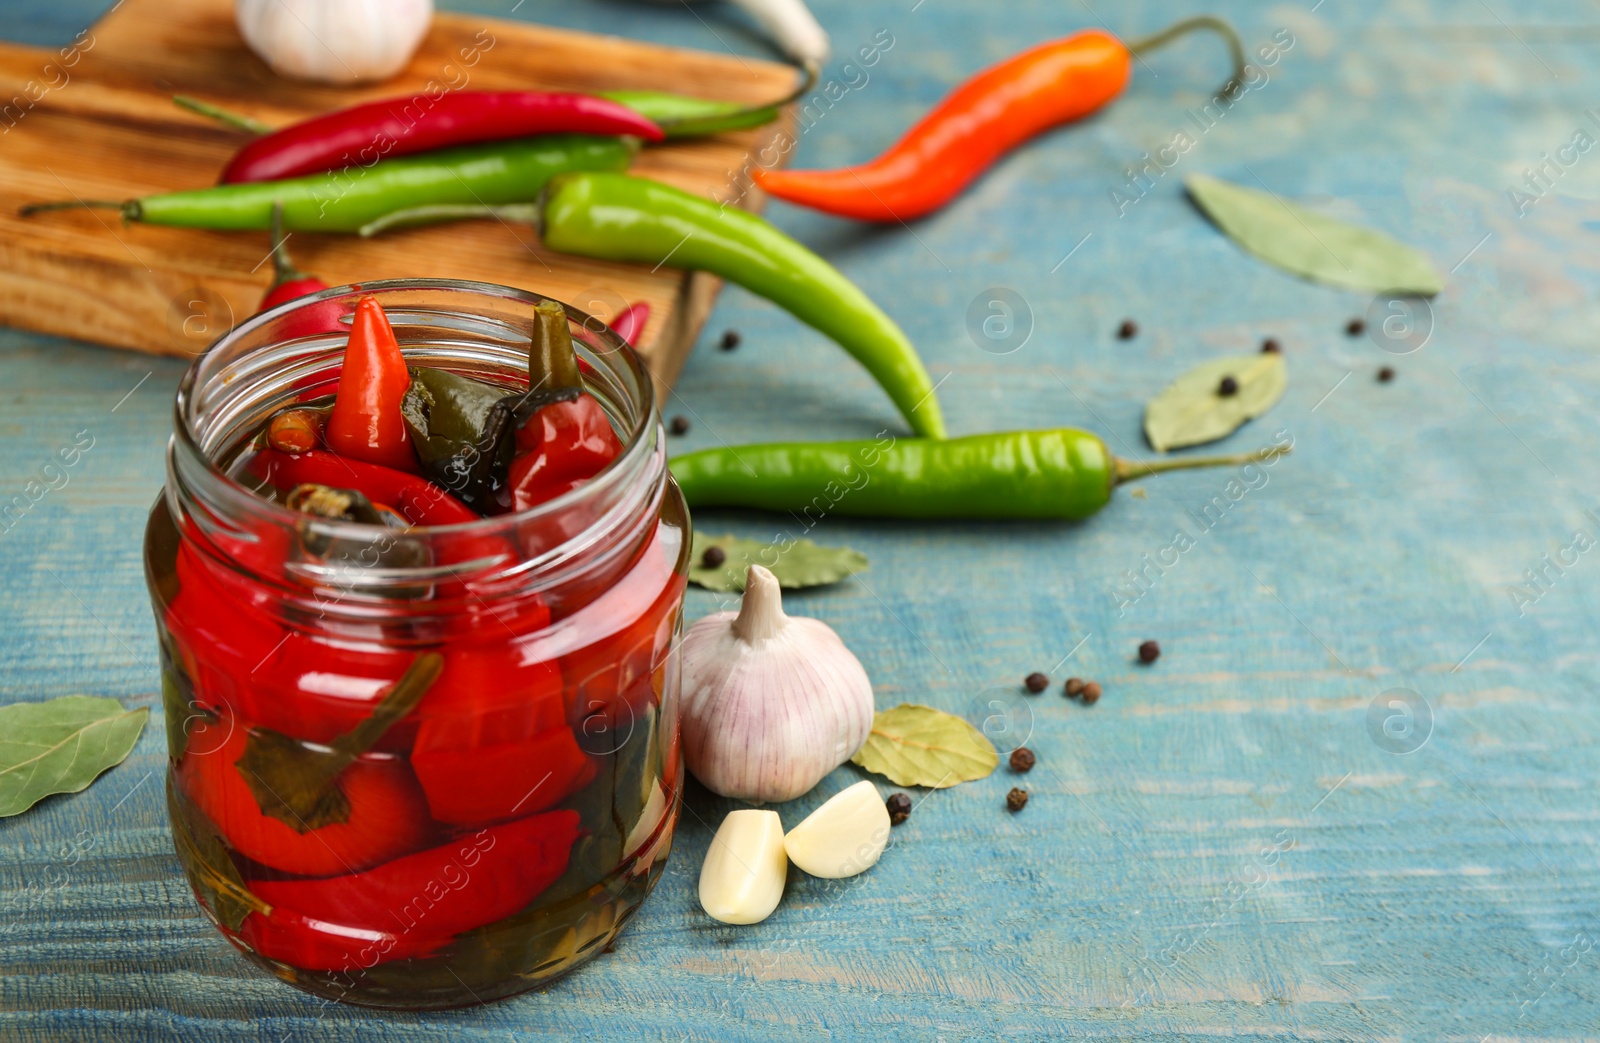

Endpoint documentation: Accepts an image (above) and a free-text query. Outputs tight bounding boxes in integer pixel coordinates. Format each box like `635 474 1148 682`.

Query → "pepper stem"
266 200 316 287
655 59 820 136
18 199 130 217
1125 15 1247 104
531 300 583 390
1113 444 1289 485
172 94 272 135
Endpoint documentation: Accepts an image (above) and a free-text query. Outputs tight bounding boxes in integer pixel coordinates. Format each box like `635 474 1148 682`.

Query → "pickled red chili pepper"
326 298 416 472
752 16 1245 222
507 395 624 512
238 810 580 971
408 572 585 825
249 449 475 527
409 646 577 826
163 538 286 719
178 714 434 877
220 92 663 184
505 302 623 512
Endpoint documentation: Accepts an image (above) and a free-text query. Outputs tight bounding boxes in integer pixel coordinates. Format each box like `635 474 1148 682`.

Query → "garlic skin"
784 780 890 879
235 0 434 85
698 809 787 925
679 565 874 803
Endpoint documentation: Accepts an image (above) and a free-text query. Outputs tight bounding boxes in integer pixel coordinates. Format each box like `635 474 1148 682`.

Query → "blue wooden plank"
5 0 1600 1038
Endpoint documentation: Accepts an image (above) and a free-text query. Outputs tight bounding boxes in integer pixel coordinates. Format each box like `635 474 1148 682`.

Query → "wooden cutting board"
0 0 797 392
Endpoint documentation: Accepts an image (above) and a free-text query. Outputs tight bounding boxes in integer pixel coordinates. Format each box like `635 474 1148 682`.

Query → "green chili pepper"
598 91 781 137
598 63 816 138
668 431 1291 520
356 173 944 437
18 135 634 232
540 173 945 438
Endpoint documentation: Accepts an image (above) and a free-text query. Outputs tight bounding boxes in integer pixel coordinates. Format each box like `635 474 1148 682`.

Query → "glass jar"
143 281 689 1009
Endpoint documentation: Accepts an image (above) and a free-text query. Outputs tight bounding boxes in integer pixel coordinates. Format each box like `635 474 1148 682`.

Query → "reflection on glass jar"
143 282 689 1009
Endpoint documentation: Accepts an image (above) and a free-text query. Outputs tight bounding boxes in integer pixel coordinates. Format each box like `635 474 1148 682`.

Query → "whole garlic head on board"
235 0 435 85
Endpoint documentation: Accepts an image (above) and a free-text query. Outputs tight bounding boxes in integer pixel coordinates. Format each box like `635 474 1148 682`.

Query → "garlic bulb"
679 565 873 803
235 0 434 85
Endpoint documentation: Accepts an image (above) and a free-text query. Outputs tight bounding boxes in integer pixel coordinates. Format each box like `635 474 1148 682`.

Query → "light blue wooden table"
4 0 1598 1038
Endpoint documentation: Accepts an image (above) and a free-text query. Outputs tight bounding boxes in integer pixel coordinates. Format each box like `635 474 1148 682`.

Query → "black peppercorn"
1218 376 1240 397
1345 318 1365 337
1024 672 1049 693
1064 677 1085 698
1138 640 1160 664
700 545 726 568
1117 319 1138 340
719 329 741 351
1377 366 1395 383
886 792 912 825
1080 681 1102 705
1009 747 1036 773
1006 787 1029 812
669 415 690 435
1261 337 1281 354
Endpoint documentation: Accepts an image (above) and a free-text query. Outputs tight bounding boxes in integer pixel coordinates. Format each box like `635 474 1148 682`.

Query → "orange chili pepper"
752 16 1243 223
325 297 417 472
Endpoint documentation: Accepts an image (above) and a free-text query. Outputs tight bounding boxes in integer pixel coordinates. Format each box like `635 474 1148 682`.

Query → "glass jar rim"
172 278 660 545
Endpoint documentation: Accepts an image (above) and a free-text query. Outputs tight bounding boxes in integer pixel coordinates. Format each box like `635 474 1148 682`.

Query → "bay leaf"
1186 173 1444 295
1144 352 1287 452
850 704 998 789
0 696 148 817
688 532 869 592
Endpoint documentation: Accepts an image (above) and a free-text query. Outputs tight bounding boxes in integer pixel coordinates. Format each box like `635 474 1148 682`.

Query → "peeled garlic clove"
624 781 673 876
783 780 890 879
699 809 787 925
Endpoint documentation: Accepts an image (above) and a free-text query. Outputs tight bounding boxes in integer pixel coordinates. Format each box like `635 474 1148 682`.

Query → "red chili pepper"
557 525 685 746
248 448 519 599
260 276 329 313
178 714 435 877
238 633 419 748
255 202 346 341
238 810 580 971
410 647 592 828
250 449 476 527
325 298 417 473
221 92 663 184
164 537 287 719
611 301 650 347
506 396 624 513
752 17 1242 222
